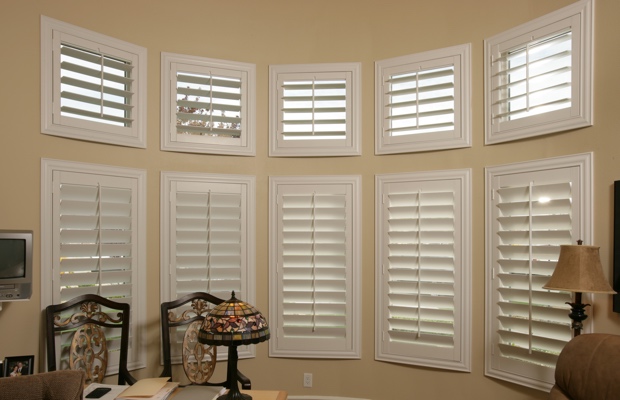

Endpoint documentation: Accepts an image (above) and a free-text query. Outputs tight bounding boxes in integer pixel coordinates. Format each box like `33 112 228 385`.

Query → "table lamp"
198 291 270 400
543 241 616 336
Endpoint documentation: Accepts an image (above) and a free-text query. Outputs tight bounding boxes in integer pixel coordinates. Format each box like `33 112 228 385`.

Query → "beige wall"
1 0 619 398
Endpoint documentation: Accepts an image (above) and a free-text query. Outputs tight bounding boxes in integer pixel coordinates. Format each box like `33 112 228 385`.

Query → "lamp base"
216 392 252 400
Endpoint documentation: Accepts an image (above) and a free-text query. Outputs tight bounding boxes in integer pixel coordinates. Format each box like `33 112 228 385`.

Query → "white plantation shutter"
375 44 471 154
493 32 572 123
41 159 146 375
280 77 347 140
269 176 361 358
485 153 592 391
171 182 245 300
59 43 134 127
56 176 134 302
376 170 471 371
269 64 361 156
161 53 256 156
385 66 455 136
484 0 592 144
176 72 242 138
161 172 256 361
41 16 146 147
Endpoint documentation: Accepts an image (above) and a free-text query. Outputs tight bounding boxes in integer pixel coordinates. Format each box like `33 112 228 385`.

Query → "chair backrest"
45 294 136 386
160 292 250 389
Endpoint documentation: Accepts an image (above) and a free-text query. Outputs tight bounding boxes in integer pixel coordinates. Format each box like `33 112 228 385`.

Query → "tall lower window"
41 158 147 374
485 153 592 390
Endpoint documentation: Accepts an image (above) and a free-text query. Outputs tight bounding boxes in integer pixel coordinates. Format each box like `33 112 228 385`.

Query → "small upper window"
41 16 147 148
484 0 593 144
161 53 256 156
375 44 471 154
269 63 361 157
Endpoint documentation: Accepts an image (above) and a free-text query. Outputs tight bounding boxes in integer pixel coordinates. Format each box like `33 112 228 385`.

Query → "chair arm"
237 369 251 390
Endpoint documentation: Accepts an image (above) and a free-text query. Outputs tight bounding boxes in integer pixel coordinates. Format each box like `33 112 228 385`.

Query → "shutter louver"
281 79 347 140
281 193 348 339
492 31 572 123
495 181 573 368
176 72 242 138
60 44 134 127
386 190 456 348
173 183 243 301
58 182 133 303
385 66 455 137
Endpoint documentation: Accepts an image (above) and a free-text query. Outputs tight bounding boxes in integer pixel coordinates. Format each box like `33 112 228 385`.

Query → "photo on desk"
3 355 34 377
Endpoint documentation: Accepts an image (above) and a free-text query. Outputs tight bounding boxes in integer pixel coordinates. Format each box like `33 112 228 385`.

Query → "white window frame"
161 53 256 156
41 158 147 374
485 152 592 391
484 0 593 145
375 169 471 372
269 63 362 157
40 16 147 148
375 44 471 154
160 171 256 360
269 175 361 358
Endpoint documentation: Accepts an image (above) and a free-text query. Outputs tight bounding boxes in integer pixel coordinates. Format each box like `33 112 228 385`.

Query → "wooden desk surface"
169 387 287 400
230 390 287 400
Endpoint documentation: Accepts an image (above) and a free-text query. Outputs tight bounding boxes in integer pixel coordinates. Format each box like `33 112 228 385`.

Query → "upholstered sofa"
0 370 85 400
549 333 620 400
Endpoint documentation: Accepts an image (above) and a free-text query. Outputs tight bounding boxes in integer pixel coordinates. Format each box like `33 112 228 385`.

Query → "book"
116 378 179 400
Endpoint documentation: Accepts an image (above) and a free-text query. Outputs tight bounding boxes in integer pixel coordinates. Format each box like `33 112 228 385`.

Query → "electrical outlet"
303 372 313 388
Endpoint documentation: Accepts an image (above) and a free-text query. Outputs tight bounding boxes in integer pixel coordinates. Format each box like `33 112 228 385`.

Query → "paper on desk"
116 378 174 399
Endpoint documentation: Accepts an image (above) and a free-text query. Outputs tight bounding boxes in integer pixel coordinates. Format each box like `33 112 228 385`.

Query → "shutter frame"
375 169 471 372
269 176 361 358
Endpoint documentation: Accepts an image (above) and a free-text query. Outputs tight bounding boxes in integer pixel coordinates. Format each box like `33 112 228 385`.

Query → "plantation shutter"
270 177 360 358
279 74 349 141
57 35 135 128
52 170 138 372
170 181 245 301
384 65 455 137
175 68 243 138
492 31 572 125
487 159 588 389
376 171 470 371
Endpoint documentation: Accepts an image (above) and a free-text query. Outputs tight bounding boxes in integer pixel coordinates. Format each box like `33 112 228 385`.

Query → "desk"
216 390 287 400
169 386 287 400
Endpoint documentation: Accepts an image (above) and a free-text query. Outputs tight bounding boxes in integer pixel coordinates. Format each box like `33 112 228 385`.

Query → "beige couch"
0 370 85 400
549 333 620 400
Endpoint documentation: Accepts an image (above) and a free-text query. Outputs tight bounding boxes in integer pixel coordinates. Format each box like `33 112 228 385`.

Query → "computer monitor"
0 230 33 301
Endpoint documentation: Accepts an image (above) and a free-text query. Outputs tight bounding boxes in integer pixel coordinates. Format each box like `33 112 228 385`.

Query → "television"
0 230 33 301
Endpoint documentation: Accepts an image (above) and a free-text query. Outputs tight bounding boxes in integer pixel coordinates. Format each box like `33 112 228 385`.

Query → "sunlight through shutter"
494 181 573 366
493 31 572 123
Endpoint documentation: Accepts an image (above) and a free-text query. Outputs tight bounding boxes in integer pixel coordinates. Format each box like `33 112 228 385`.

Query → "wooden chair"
45 294 137 386
160 292 251 389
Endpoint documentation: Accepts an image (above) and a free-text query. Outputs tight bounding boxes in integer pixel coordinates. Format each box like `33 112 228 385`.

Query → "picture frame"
2 355 34 377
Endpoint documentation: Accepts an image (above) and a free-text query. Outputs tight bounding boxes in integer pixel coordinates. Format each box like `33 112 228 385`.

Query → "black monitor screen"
0 239 26 279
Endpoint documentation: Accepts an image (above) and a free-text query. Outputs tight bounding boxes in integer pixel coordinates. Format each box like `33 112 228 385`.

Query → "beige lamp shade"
544 245 617 294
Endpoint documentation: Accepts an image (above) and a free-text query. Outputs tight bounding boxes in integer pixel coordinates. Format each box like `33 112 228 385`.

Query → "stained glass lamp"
198 291 270 400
